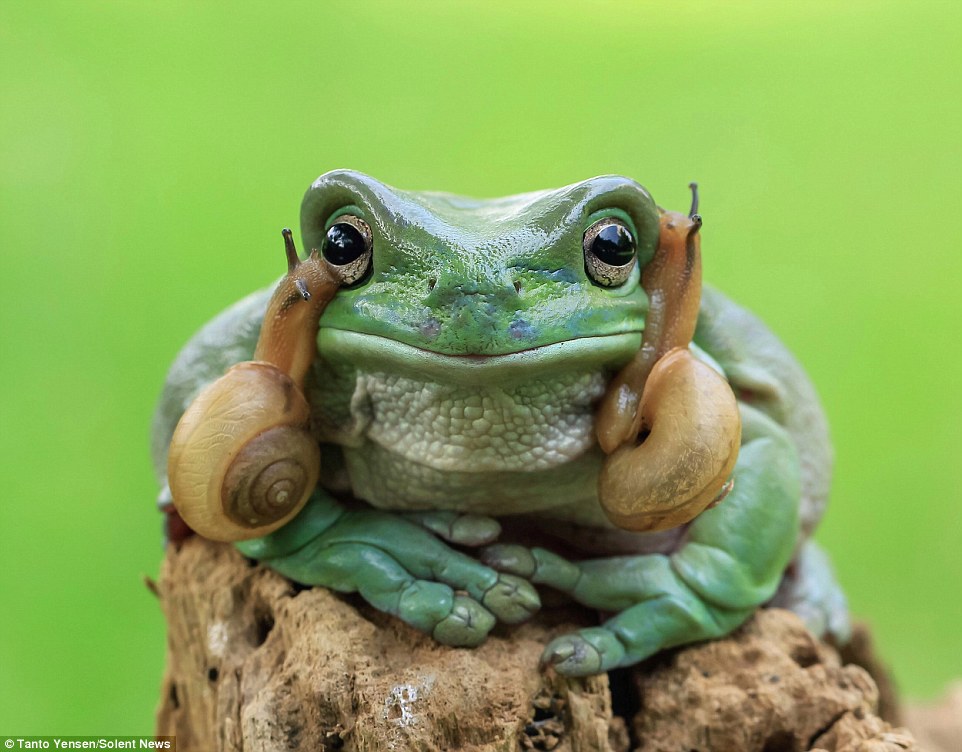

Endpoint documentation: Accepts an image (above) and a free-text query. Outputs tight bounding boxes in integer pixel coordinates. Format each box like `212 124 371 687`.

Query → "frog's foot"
259 504 539 646
483 544 744 674
403 510 502 547
282 541 498 646
484 405 803 676
481 546 622 673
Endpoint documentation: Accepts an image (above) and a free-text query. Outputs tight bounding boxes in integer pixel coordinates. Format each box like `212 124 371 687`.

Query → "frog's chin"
316 329 642 385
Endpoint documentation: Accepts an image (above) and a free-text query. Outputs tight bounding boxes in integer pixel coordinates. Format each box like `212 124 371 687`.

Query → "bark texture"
156 537 924 752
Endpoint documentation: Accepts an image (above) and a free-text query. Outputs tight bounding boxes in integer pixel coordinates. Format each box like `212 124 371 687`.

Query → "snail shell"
598 347 740 532
167 361 320 542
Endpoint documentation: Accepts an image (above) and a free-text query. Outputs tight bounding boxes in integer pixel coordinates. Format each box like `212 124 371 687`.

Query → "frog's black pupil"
323 222 366 265
592 223 635 266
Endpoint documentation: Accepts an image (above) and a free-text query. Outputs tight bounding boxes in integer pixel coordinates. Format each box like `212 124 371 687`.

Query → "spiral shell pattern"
168 361 320 542
222 426 317 528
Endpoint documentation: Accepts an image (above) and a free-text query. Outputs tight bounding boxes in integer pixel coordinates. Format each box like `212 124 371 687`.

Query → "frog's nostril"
420 316 441 339
513 280 522 294
508 319 535 340
428 277 437 291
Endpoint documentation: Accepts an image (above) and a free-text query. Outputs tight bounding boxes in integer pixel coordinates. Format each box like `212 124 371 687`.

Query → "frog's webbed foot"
483 543 742 674
402 510 502 547
480 547 623 675
254 495 539 647
484 404 802 675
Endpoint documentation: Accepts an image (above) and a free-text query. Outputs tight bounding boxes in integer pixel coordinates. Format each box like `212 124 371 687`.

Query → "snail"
595 185 742 532
167 230 344 542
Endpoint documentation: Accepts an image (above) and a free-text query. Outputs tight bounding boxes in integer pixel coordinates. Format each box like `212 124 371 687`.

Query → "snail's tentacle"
254 233 342 388
596 202 703 452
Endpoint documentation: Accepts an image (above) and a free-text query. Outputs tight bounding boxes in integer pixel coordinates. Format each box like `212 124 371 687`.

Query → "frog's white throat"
309 362 611 514
352 368 605 469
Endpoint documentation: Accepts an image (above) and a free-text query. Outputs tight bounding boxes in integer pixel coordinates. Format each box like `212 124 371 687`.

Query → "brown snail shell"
167 361 320 542
598 347 740 532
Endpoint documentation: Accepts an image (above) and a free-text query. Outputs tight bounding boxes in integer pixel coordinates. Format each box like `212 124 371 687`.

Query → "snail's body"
153 171 849 675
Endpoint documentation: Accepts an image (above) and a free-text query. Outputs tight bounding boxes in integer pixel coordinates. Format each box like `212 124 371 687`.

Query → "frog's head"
300 169 660 381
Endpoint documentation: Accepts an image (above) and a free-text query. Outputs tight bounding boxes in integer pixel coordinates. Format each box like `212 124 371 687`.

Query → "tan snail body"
596 187 742 532
167 231 342 542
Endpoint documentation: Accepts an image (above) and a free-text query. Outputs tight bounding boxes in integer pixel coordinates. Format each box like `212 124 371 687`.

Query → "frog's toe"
405 511 502 546
541 634 602 676
480 543 536 577
541 628 626 677
482 544 581 593
481 573 541 624
432 595 496 647
447 514 501 546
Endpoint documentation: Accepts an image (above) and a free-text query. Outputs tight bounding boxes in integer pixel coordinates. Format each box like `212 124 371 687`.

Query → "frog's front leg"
238 491 540 647
483 403 799 675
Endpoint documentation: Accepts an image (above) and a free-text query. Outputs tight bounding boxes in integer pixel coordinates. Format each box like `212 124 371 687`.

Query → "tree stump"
155 537 922 751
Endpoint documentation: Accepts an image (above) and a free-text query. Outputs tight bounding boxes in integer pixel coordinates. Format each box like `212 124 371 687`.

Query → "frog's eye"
323 214 373 285
583 217 636 287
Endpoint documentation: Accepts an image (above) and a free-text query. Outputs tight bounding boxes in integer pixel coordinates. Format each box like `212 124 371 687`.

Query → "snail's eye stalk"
687 183 702 241
282 228 300 273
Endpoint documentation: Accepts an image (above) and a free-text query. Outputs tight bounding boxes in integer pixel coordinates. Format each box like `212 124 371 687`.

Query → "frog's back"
695 286 833 540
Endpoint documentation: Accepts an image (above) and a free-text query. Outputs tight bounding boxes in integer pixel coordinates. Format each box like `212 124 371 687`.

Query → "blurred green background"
1 0 959 733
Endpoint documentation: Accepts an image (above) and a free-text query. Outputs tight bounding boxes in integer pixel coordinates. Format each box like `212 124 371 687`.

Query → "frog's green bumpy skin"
153 170 848 674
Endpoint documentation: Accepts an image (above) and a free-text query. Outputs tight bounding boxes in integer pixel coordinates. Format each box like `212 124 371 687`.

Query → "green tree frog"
152 170 849 676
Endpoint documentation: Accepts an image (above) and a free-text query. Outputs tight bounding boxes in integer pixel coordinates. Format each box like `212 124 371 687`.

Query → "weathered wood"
156 538 921 751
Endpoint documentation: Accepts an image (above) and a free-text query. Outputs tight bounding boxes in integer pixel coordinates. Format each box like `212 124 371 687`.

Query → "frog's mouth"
317 329 642 385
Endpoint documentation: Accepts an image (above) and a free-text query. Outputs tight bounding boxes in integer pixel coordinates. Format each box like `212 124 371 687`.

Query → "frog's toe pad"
406 511 502 547
482 573 540 624
448 514 502 546
541 628 625 677
480 544 536 578
431 595 495 647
